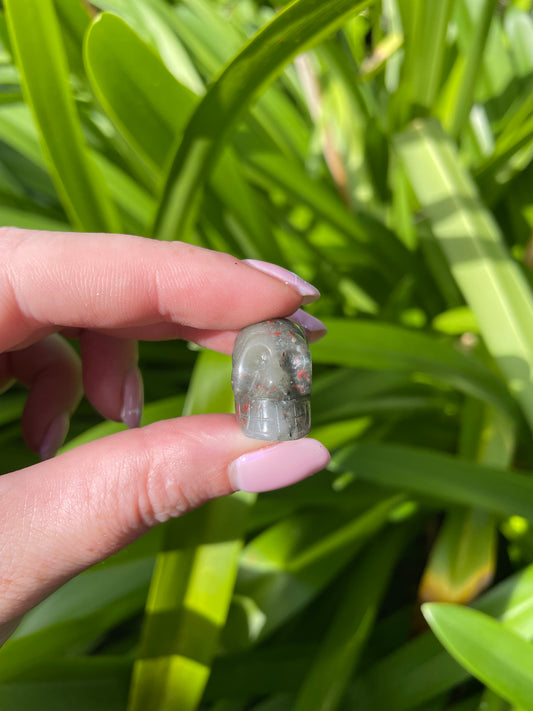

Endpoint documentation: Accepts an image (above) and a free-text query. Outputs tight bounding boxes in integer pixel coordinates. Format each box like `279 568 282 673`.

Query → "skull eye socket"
281 346 303 371
245 345 270 369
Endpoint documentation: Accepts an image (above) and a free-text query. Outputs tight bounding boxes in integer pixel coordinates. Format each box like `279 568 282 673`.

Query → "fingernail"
290 308 327 342
121 367 144 429
243 259 320 305
40 413 70 461
228 438 331 493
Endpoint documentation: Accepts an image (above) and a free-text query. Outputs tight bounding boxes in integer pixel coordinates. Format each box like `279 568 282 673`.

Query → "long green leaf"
394 0 454 123
206 562 533 704
128 351 252 711
447 0 499 138
4 0 119 231
293 524 414 711
84 12 197 177
419 404 513 604
153 0 371 241
347 562 533 710
85 12 281 260
312 318 521 423
0 559 152 682
396 118 533 432
232 495 403 647
333 441 533 522
423 603 533 710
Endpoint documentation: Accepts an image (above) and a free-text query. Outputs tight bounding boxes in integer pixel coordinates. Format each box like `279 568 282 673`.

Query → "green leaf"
347 562 533 710
0 559 153 682
293 524 414 711
333 442 533 523
419 508 497 604
85 12 281 260
445 0 499 138
394 0 454 122
84 12 197 176
0 102 150 230
395 118 533 432
4 0 120 231
311 318 520 424
419 404 514 605
232 495 404 645
153 0 371 241
0 657 130 711
241 145 409 282
128 351 253 711
506 6 533 77
423 603 533 710
312 368 448 426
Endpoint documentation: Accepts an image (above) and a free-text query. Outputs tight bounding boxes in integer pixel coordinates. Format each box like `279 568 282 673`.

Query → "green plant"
2 0 533 708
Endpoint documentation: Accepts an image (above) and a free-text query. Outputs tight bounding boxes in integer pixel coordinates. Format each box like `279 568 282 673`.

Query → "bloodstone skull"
231 318 312 441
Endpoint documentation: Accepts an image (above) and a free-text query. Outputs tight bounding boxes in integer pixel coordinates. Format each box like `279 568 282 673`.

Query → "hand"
0 228 329 646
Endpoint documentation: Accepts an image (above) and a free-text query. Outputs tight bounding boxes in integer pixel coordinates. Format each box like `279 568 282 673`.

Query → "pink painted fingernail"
243 259 320 304
290 308 327 342
228 438 331 493
121 367 144 429
40 413 70 460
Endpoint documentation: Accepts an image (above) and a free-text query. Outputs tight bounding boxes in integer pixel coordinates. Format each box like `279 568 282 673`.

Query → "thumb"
0 414 329 624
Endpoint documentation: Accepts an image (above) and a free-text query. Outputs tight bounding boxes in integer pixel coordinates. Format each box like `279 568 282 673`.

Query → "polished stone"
232 318 312 441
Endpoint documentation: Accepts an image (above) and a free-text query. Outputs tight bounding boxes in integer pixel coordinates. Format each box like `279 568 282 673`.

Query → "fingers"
78 308 328 354
80 333 142 426
0 415 330 624
6 335 82 457
0 228 309 350
180 308 328 353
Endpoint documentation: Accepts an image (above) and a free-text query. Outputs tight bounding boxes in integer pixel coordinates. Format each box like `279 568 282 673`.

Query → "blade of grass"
153 0 371 241
3 0 120 231
0 102 152 229
395 118 533 433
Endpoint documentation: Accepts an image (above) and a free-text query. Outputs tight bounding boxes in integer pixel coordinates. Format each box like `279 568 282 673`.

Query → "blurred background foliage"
2 0 533 708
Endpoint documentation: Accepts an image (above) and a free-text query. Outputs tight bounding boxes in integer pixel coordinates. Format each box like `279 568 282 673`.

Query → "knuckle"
132 429 195 528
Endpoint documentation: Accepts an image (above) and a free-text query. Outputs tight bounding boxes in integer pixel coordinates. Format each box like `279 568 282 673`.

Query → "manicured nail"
228 438 331 493
243 259 320 304
290 308 327 342
120 367 144 429
40 413 70 461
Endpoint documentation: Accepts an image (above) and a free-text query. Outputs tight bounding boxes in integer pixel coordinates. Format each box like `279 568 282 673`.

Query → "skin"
0 227 324 646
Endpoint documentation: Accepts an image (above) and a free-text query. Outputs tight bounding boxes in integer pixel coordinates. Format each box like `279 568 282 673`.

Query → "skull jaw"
236 396 311 441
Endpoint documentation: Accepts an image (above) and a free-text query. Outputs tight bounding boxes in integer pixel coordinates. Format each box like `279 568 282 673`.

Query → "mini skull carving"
232 318 312 441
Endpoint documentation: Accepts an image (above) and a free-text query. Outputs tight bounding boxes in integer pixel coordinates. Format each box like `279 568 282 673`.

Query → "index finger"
0 228 311 350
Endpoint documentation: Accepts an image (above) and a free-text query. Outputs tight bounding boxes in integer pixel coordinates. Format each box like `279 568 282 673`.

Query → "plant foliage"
2 0 533 708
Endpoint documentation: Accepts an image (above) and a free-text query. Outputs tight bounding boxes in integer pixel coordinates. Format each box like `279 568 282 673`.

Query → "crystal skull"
231 318 312 441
